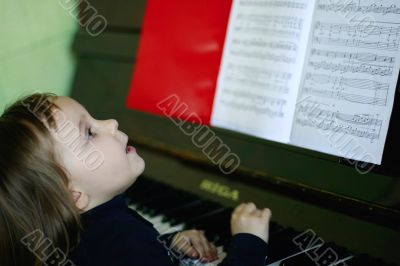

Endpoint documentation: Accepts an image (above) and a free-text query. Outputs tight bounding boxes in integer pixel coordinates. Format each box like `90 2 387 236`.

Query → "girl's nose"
106 119 118 135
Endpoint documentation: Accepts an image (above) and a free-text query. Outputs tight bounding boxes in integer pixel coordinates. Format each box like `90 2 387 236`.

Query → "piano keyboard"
126 177 395 266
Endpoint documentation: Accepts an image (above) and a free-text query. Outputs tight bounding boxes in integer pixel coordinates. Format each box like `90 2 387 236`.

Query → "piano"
126 176 393 266
71 1 400 265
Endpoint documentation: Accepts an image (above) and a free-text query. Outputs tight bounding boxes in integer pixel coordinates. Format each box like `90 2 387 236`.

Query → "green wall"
0 0 78 112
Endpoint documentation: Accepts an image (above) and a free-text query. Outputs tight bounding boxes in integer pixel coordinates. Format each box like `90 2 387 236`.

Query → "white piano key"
129 203 187 234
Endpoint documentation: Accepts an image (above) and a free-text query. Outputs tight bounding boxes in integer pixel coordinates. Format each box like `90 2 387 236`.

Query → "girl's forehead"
53 97 91 132
55 96 81 109
55 97 87 117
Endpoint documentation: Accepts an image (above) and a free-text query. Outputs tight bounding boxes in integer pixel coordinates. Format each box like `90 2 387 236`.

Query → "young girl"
0 93 271 266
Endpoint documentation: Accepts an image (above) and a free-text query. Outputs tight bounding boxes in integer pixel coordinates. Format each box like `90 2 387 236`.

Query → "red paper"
126 0 232 125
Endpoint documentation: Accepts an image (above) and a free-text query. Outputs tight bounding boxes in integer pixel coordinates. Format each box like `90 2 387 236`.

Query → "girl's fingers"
173 233 196 254
171 233 189 250
191 236 212 261
210 243 219 259
190 238 206 260
262 208 272 219
184 245 200 258
197 233 218 261
172 234 199 258
253 209 262 217
242 202 256 213
171 230 219 261
232 203 246 217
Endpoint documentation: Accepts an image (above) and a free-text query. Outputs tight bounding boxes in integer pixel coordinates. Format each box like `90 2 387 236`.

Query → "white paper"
211 0 315 142
291 0 400 164
211 0 400 165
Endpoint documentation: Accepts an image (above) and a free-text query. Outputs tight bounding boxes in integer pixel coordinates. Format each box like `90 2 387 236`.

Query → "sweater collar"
79 193 154 228
81 193 128 219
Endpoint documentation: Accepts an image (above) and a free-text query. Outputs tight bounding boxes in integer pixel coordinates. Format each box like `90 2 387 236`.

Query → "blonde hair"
0 93 81 266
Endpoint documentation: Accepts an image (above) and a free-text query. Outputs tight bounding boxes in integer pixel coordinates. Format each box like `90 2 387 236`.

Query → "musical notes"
295 117 381 140
232 39 299 52
239 0 307 9
308 61 393 76
212 0 400 163
222 88 287 107
226 64 292 84
314 22 400 38
212 0 314 142
225 74 290 93
339 77 389 91
303 87 387 106
236 14 304 30
296 104 383 141
313 36 399 51
335 113 382 127
219 99 285 118
219 63 291 119
312 20 400 52
310 49 395 64
305 74 389 91
303 73 389 106
290 0 400 164
222 64 289 114
231 49 296 63
317 2 400 16
235 14 304 39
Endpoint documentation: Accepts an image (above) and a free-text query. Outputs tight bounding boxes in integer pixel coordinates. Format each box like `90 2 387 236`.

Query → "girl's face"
53 96 145 211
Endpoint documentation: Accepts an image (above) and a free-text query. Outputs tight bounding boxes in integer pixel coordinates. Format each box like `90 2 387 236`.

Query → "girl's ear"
72 191 81 202
71 190 89 211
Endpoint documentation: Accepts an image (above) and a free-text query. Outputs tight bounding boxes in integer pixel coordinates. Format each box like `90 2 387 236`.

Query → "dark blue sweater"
68 193 268 266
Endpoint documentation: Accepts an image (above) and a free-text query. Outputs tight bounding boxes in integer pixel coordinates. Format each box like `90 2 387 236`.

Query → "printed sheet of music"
211 0 400 164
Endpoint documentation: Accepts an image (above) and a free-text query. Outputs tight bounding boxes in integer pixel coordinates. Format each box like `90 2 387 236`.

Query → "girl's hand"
230 202 271 243
170 229 218 262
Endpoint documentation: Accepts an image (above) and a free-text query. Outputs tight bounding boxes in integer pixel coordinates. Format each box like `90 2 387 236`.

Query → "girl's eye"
86 128 95 140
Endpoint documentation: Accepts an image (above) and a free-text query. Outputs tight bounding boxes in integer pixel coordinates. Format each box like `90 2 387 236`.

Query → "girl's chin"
126 175 140 188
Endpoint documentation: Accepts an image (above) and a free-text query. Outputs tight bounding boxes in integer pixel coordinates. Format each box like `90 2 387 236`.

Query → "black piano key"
161 199 205 222
184 208 233 246
270 221 285 235
278 252 316 266
190 208 232 242
186 207 227 225
278 242 352 266
345 253 397 266
266 228 309 264
138 191 198 215
166 200 224 226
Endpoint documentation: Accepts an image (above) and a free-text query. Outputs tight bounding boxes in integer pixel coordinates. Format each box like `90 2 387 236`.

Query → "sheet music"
291 0 400 164
211 0 315 142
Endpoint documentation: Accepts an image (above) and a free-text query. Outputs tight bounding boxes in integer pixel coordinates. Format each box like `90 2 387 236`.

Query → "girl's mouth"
126 146 135 154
